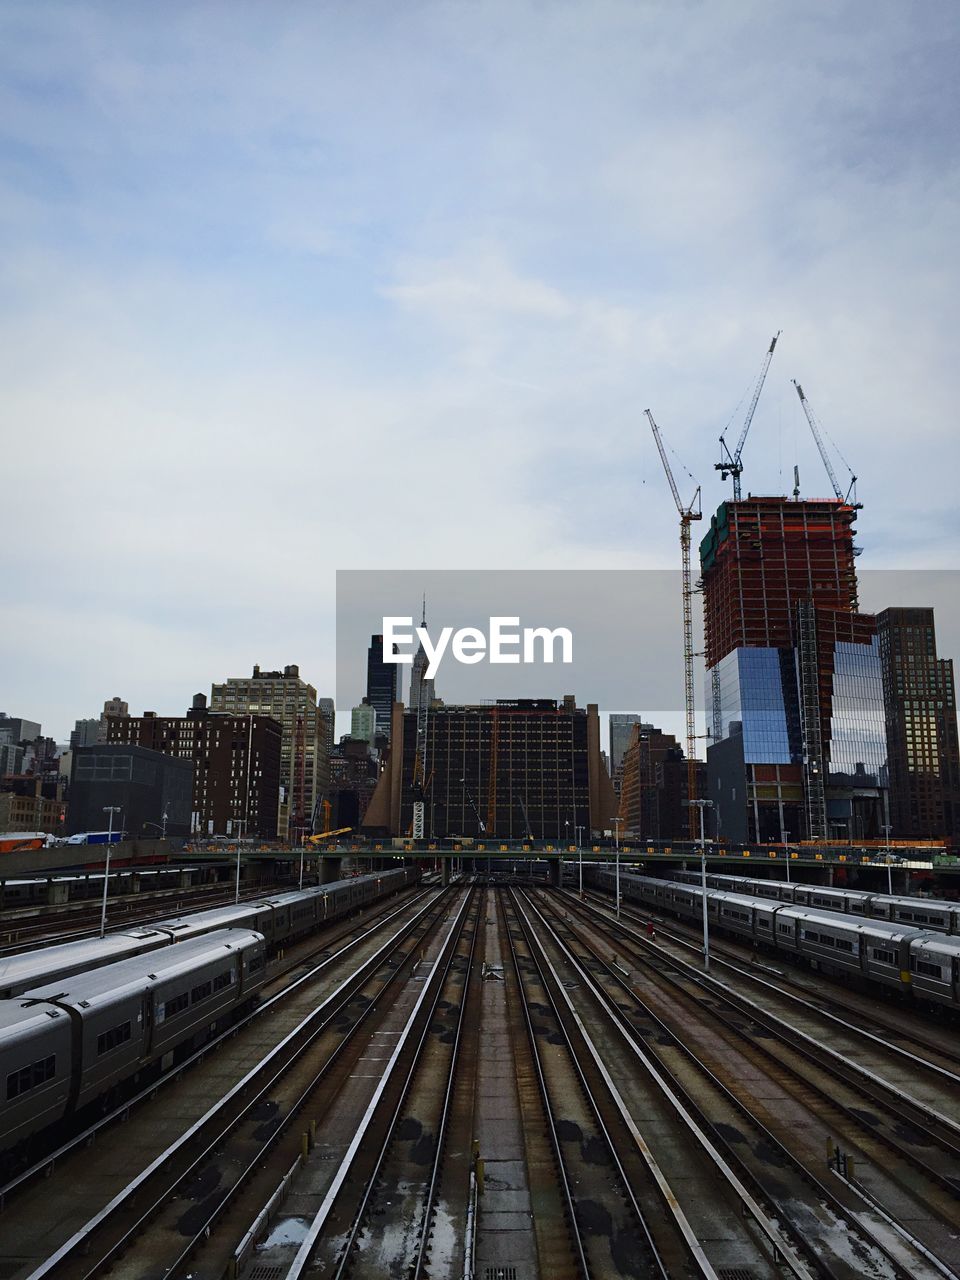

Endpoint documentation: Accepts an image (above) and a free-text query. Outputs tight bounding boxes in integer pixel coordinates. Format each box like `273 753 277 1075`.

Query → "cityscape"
2 6 960 1280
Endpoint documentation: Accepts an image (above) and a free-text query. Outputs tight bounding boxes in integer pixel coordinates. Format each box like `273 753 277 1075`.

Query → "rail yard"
1 867 958 1280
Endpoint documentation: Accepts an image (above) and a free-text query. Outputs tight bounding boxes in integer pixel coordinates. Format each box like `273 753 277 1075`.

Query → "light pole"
610 817 623 918
783 832 790 884
576 824 584 896
100 806 121 938
234 818 245 903
689 798 714 972
881 823 893 894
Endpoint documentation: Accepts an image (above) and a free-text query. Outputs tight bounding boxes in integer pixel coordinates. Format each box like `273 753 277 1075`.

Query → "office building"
609 713 644 778
107 694 282 838
0 742 24 776
351 701 377 750
878 607 960 839
618 722 703 839
323 736 380 830
364 696 617 840
701 497 887 843
68 744 192 838
210 664 329 841
0 715 41 747
366 634 400 745
70 718 102 750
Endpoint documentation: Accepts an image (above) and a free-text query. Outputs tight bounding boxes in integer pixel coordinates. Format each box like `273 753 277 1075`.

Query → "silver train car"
670 868 960 935
1 929 265 1160
580 868 960 1009
0 867 419 999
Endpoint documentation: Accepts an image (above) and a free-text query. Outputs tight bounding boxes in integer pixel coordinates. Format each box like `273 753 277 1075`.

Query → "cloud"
0 0 958 739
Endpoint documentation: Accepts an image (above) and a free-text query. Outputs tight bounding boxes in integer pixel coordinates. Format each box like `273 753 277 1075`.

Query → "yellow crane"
645 408 702 838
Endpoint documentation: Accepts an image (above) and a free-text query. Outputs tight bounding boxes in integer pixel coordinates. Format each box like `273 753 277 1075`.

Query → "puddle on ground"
257 1216 311 1249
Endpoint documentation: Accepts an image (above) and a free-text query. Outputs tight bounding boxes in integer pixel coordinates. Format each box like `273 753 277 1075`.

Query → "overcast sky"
2 2 958 742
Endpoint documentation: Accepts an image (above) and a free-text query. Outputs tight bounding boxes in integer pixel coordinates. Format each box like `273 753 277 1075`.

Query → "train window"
778 923 793 934
911 958 943 978
6 1054 56 1099
96 1021 132 1055
757 919 771 929
163 992 189 1019
213 969 233 992
871 948 896 965
191 981 213 1003
248 953 265 973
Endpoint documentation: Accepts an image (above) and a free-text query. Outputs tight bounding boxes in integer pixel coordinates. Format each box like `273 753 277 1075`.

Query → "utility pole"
689 798 713 971
100 806 121 938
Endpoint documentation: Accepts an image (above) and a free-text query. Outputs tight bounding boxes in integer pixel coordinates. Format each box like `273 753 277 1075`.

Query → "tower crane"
645 409 702 838
792 380 860 507
716 331 781 500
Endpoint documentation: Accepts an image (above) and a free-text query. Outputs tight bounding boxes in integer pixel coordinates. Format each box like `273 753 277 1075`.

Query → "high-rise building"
617 721 702 839
107 694 282 838
701 497 887 843
0 715 42 747
70 718 102 751
609 713 644 780
408 601 437 712
366 635 400 744
878 608 960 840
210 664 329 840
351 701 377 749
324 736 380 829
364 696 617 840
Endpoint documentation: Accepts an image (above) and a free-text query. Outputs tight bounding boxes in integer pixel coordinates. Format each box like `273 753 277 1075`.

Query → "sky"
1 1 958 742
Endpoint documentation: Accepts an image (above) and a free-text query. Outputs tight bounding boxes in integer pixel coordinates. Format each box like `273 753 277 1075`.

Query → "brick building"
107 695 282 838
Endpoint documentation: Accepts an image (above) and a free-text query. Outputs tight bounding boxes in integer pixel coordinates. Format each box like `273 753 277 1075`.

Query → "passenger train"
0 867 421 1166
575 867 960 1010
670 868 960 934
0 867 418 998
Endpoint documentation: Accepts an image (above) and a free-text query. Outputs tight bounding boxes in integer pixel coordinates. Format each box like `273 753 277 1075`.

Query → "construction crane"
792 380 860 507
645 409 702 838
715 331 780 500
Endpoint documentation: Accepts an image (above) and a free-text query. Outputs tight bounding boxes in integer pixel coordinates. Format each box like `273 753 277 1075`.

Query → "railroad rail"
530 888 960 1279
18 886 457 1280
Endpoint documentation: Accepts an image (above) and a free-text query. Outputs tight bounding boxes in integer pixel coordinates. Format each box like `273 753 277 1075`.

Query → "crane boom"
792 380 858 505
716 331 780 501
645 409 702 838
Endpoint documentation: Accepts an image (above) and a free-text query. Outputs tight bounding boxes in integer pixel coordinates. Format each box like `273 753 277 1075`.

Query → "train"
669 868 960 935
0 867 422 1165
0 867 420 998
0 929 265 1161
575 867 960 1010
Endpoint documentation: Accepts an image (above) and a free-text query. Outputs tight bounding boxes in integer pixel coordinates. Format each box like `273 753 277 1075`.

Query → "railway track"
15 886 459 1280
531 887 960 1279
563 888 960 1128
581 887 960 1072
264 886 484 1279
0 886 442 1274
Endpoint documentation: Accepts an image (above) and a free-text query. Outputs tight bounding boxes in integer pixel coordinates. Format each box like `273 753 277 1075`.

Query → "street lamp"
689 798 714 972
234 817 245 903
881 824 893 894
576 824 584 896
100 806 121 938
610 817 624 918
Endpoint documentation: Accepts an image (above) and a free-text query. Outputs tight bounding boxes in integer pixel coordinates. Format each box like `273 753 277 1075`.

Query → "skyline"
2 3 959 740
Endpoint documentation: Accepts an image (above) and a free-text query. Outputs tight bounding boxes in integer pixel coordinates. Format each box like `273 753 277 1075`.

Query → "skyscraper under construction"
701 496 887 844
